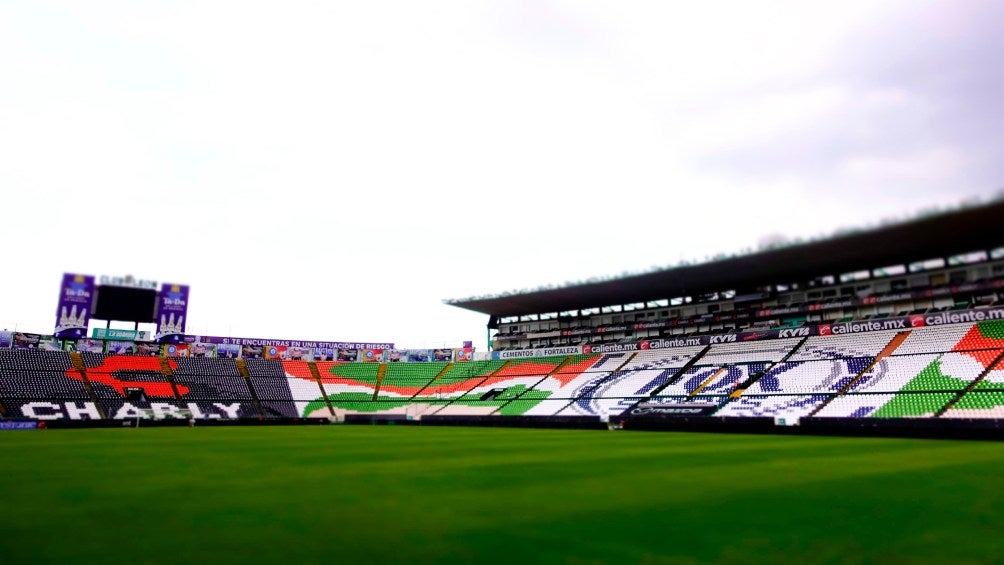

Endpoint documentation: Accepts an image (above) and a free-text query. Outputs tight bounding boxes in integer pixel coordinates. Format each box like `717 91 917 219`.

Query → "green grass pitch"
2 426 1003 563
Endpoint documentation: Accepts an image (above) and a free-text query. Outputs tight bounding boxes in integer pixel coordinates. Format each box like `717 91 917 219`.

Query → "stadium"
3 201 1004 562
5 2 1004 562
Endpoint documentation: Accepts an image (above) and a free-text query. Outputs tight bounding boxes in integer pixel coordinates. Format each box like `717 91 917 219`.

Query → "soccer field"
1 426 1002 563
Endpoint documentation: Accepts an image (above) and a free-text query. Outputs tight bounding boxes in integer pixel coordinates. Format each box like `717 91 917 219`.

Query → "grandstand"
1 200 1004 434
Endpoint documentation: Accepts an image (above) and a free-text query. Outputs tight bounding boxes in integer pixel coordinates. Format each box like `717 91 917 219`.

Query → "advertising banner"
92 328 148 341
336 348 359 362
432 348 453 362
66 339 105 353
263 345 286 360
0 421 38 430
819 316 913 336
385 349 408 362
164 343 190 357
240 345 264 359
106 341 138 355
216 344 241 359
155 283 190 342
197 342 219 357
0 331 11 348
311 347 334 361
628 400 719 416
54 273 95 339
360 349 383 362
912 306 1004 327
454 348 474 362
135 342 162 357
406 349 434 362
492 345 584 360
264 345 311 360
12 332 43 349
38 336 62 351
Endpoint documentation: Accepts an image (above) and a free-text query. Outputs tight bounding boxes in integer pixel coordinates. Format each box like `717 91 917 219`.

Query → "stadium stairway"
649 345 712 395
429 360 515 415
411 363 455 399
691 368 727 396
782 336 812 362
69 352 108 419
157 357 184 399
491 355 580 415
808 330 912 417
372 363 388 401
936 349 1004 417
308 361 336 416
730 336 812 399
235 358 266 418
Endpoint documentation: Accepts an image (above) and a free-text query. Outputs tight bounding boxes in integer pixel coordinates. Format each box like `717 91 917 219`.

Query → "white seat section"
813 394 896 417
978 358 1004 387
937 351 998 386
460 374 554 400
616 346 707 371
893 324 974 355
586 352 635 372
586 369 679 399
851 353 983 393
520 397 574 415
282 375 324 401
744 360 857 395
661 364 768 396
714 394 828 418
787 330 901 361
558 396 645 417
659 365 728 396
701 338 803 364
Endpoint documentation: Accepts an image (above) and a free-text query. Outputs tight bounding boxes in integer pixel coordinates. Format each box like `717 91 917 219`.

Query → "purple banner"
181 335 394 350
68 338 105 353
0 331 11 348
13 332 43 349
106 341 137 355
156 283 190 341
54 273 95 339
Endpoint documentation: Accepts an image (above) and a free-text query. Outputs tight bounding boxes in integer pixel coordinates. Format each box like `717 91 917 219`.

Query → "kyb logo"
779 327 811 338
709 334 737 344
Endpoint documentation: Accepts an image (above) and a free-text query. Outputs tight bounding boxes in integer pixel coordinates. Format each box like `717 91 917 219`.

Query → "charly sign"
13 401 244 420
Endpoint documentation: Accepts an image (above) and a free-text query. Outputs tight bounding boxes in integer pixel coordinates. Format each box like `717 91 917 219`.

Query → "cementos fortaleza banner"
156 283 190 341
54 273 95 339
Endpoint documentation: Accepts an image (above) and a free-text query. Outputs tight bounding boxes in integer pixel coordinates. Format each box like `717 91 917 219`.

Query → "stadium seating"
713 394 829 418
788 330 901 361
0 350 89 400
701 338 803 364
3 321 1004 424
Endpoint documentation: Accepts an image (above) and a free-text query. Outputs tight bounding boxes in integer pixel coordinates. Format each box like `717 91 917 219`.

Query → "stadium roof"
447 199 1004 317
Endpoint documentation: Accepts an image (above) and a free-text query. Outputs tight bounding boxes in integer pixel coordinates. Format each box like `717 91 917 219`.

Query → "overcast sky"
1 1 1002 348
